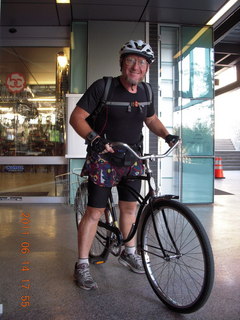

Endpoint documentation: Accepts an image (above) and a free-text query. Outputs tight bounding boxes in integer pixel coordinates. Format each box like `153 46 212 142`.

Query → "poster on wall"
6 72 26 93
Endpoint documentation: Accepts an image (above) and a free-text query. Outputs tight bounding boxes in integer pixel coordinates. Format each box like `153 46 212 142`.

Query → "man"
70 40 178 290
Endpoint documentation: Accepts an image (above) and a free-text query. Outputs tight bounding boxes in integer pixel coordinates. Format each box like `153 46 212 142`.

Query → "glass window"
159 25 214 203
180 26 214 100
0 47 69 156
70 22 87 93
0 100 65 156
0 47 70 200
0 164 67 197
182 158 214 203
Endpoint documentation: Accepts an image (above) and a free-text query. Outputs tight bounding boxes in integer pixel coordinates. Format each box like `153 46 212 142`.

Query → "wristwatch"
86 131 98 143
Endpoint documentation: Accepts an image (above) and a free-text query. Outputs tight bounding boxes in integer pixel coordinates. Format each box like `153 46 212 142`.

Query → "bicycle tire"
140 199 214 313
74 180 88 229
74 180 111 262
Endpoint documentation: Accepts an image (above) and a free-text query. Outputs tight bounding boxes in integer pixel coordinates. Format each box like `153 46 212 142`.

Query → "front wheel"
141 199 214 313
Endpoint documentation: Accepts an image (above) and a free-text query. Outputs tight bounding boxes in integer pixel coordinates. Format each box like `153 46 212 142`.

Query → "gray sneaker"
118 250 145 274
74 263 98 290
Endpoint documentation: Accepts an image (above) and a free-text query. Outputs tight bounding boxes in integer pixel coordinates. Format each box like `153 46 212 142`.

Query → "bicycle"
74 140 214 314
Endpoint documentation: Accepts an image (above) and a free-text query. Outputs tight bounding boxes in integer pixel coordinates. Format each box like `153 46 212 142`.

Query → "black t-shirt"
76 76 155 145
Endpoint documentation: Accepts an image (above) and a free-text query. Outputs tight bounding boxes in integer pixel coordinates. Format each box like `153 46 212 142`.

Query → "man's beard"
125 75 144 85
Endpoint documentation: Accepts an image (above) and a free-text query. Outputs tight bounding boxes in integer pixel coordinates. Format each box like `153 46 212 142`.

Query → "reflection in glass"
0 100 65 156
182 100 214 156
0 47 69 157
180 26 214 100
0 164 67 196
0 47 69 200
181 47 214 99
179 26 214 203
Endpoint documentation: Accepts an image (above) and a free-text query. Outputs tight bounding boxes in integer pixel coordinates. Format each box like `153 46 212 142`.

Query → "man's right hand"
91 137 114 154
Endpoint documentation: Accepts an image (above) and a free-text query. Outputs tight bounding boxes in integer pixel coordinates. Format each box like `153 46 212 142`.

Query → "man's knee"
119 201 137 216
85 206 105 222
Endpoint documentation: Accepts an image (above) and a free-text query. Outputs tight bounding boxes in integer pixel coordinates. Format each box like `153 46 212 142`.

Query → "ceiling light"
173 0 238 59
56 0 70 3
57 52 68 68
206 0 238 25
0 107 13 111
37 107 56 111
28 98 56 102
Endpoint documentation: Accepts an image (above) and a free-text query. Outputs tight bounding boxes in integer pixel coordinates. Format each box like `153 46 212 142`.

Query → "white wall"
215 88 240 150
66 94 87 158
87 21 145 86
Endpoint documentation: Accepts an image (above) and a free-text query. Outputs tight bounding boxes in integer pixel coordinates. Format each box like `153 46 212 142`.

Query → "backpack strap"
86 77 112 130
140 82 152 104
104 81 153 107
102 76 113 104
94 76 113 116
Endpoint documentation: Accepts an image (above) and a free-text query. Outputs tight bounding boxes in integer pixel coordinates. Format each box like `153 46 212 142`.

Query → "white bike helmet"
119 40 155 64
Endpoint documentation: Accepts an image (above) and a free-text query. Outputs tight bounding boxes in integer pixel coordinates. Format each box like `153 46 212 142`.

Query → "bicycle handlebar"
72 139 180 176
110 139 181 161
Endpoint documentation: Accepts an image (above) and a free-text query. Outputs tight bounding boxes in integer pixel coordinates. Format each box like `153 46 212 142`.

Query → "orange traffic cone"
215 157 225 179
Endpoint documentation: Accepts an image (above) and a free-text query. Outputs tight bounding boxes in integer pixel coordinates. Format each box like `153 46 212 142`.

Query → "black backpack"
86 76 153 131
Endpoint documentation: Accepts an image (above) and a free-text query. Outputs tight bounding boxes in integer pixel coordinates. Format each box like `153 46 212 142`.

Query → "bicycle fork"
150 200 182 261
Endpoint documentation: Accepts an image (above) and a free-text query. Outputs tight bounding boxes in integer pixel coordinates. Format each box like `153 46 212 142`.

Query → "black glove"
90 137 108 153
165 134 179 145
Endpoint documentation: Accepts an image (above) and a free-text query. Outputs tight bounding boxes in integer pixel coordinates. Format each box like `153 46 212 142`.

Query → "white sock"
125 246 136 255
78 258 89 265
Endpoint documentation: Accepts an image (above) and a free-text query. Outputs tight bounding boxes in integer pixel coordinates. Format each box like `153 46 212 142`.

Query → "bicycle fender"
136 203 151 254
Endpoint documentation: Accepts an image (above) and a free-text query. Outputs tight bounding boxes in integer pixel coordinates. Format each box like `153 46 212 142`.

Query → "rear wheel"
89 206 112 263
74 180 88 228
141 199 214 313
74 180 111 263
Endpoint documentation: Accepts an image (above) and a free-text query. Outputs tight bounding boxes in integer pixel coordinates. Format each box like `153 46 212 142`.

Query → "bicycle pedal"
89 257 106 265
95 261 106 264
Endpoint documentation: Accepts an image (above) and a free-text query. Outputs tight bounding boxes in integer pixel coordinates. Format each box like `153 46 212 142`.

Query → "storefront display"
0 47 69 201
0 98 65 156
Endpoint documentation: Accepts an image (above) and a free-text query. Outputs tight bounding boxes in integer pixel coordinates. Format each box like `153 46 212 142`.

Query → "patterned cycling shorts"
81 152 144 188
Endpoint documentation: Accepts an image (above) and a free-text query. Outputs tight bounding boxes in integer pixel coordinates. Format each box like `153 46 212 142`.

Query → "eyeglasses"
125 57 148 67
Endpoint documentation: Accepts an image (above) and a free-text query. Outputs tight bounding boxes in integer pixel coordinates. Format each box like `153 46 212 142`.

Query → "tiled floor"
0 171 239 320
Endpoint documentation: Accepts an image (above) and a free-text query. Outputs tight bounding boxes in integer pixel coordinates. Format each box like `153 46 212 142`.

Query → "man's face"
121 55 149 85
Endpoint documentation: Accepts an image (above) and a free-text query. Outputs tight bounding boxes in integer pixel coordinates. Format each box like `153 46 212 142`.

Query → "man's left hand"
165 134 179 147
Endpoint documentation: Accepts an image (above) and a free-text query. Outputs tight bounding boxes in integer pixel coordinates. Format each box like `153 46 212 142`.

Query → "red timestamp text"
19 212 31 308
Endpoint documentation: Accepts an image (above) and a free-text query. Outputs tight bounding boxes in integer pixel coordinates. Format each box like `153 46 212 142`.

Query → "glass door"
179 26 214 203
0 47 70 202
158 25 214 203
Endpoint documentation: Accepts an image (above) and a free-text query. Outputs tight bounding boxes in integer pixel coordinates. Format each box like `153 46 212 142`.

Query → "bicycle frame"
96 140 181 251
